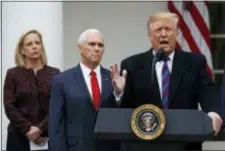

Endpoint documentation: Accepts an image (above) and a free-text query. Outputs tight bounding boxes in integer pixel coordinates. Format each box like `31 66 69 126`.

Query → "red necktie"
90 71 100 111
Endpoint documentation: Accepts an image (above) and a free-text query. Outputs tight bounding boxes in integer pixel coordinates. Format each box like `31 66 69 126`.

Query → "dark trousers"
6 131 48 151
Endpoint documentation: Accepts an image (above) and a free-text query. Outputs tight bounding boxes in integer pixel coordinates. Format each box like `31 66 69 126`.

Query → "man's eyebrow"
88 42 104 45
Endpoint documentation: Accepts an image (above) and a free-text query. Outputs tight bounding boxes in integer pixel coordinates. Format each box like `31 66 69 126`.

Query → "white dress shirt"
80 62 102 99
154 50 175 99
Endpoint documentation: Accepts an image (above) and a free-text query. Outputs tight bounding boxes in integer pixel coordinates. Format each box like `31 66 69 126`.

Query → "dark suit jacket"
221 65 225 122
48 64 119 151
120 48 221 115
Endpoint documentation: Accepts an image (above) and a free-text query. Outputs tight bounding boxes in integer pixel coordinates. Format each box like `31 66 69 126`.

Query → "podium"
94 108 214 151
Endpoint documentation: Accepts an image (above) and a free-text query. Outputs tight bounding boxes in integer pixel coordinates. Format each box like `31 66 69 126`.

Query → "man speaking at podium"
110 12 223 150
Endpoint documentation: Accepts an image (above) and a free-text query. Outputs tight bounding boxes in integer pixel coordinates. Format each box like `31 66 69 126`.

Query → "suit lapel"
169 49 188 104
74 64 93 106
141 50 161 106
152 68 162 106
100 67 111 106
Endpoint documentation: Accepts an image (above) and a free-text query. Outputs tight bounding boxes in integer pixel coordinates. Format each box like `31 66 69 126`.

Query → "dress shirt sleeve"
113 91 123 102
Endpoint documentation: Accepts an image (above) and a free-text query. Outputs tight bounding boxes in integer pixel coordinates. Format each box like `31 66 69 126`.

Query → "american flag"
168 1 213 78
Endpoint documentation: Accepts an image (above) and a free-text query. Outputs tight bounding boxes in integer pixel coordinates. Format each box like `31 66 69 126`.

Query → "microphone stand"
151 48 166 84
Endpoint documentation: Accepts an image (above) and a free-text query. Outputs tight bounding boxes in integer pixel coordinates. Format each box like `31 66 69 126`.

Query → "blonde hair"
147 12 179 34
15 29 48 67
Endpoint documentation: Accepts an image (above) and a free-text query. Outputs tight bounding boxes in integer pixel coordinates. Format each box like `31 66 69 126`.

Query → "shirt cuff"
113 91 123 102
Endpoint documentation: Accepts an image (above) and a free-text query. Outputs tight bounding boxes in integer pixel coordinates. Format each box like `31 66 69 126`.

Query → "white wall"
63 2 167 69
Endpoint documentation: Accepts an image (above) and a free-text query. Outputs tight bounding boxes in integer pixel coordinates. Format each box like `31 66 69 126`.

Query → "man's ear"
148 32 152 42
78 44 82 54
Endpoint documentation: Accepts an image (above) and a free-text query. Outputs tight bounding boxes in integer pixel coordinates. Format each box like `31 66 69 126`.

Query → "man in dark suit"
110 12 223 150
48 29 119 151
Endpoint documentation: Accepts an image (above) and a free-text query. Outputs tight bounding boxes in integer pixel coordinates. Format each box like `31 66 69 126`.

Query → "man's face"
78 33 104 66
148 17 178 54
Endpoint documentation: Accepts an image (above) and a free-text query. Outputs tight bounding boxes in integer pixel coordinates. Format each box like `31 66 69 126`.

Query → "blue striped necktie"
162 57 170 108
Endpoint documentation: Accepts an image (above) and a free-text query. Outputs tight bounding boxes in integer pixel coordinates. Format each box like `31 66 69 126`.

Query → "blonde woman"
3 29 60 151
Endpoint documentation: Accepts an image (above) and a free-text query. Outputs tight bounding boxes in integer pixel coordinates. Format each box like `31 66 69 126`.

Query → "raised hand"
109 64 127 95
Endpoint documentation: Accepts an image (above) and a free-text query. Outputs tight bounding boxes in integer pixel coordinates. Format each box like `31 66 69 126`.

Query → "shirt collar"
152 49 175 62
80 62 101 77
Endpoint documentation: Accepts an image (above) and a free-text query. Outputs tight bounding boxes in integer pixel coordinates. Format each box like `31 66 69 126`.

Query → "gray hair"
77 29 104 44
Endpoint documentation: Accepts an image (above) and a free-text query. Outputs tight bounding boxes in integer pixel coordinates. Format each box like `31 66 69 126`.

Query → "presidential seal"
130 104 166 140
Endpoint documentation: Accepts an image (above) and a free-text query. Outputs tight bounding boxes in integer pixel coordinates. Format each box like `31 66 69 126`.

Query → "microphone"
153 48 166 63
151 48 166 84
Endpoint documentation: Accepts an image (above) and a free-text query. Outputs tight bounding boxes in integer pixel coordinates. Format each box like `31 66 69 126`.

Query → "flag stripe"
172 1 210 56
189 2 210 48
168 1 201 53
178 29 191 52
168 1 213 78
179 9 213 70
204 1 208 7
194 1 210 29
